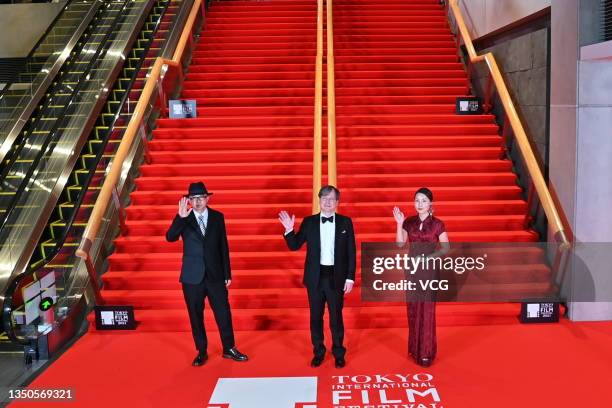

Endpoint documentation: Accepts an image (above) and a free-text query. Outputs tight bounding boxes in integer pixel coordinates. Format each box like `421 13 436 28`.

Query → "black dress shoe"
310 355 324 367
223 347 248 362
335 357 346 368
192 353 208 366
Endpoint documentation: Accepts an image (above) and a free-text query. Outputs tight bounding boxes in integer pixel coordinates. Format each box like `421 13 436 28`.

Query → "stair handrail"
326 0 337 188
313 0 323 212
448 0 569 249
76 0 206 296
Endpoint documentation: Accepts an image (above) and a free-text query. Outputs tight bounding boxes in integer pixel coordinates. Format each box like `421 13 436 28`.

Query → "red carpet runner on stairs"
97 0 544 333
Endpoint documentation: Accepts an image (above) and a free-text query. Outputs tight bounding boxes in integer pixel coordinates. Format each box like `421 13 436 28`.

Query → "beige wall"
549 0 612 320
0 2 67 58
459 0 551 39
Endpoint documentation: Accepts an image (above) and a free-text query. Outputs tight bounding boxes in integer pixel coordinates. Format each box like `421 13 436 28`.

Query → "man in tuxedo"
166 181 248 366
278 185 356 368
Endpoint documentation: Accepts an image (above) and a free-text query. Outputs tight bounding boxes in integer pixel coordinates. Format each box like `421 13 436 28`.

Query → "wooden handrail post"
313 0 323 213
326 0 337 188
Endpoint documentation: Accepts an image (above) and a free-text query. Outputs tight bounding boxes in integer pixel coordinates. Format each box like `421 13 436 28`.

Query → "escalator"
38 0 180 268
0 0 189 355
0 0 142 222
0 0 101 162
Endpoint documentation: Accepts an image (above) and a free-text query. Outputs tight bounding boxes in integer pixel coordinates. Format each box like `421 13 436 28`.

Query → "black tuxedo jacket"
284 213 356 290
166 207 231 285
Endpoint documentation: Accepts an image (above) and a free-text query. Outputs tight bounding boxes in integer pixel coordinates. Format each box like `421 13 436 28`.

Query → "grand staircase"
97 0 548 333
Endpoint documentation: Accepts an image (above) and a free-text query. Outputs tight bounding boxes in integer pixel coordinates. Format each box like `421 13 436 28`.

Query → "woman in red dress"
393 187 449 367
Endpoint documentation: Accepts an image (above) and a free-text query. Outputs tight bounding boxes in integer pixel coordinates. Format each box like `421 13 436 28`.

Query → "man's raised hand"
178 197 192 218
278 210 295 232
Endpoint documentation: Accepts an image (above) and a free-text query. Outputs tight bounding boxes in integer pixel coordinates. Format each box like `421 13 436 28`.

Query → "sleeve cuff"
284 229 293 236
345 279 354 283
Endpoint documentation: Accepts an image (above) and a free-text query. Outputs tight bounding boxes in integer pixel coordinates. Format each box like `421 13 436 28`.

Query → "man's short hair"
318 185 340 200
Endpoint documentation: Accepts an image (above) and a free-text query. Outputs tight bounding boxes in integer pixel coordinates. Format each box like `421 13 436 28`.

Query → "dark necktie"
322 216 334 224
197 215 206 237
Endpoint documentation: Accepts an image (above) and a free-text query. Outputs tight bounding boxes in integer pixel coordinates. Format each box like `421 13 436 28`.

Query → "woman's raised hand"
393 206 405 225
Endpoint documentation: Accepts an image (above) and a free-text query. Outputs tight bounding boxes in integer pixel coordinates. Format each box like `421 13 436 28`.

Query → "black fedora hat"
184 181 213 198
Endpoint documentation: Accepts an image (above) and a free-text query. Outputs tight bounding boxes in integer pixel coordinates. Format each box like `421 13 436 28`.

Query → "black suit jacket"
166 207 231 285
284 213 356 290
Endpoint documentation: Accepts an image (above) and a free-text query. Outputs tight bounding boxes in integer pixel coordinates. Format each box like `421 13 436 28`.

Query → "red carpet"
93 0 549 333
10 322 612 407
9 2 606 408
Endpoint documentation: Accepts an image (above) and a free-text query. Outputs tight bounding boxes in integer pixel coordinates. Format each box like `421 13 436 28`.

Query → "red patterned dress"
402 214 446 364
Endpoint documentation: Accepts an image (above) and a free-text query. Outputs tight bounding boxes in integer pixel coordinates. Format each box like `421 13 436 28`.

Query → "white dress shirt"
320 213 335 266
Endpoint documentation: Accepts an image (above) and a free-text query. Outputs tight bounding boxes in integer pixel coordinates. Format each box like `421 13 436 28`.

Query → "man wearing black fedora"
166 181 248 366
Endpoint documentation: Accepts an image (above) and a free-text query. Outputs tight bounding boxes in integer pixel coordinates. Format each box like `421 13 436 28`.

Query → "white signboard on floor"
208 377 317 408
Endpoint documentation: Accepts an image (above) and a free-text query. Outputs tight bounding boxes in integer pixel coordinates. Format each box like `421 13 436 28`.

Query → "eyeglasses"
189 195 209 201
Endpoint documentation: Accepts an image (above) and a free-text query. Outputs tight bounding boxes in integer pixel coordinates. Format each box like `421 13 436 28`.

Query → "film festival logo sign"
94 306 135 330
205 375 441 408
332 373 444 408
207 377 317 408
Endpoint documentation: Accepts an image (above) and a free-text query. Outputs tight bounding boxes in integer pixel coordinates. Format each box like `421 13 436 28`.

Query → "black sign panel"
94 306 136 330
455 96 483 115
520 302 560 323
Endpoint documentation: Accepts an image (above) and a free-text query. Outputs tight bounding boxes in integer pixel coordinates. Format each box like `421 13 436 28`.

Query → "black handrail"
0 0 133 230
0 0 85 99
2 0 178 346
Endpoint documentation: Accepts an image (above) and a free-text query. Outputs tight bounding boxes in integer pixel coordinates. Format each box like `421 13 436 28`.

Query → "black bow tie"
322 216 334 224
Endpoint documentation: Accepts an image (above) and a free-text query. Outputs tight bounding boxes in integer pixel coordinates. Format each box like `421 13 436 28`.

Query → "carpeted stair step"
87 304 525 332
120 214 529 236
124 200 528 220
129 186 525 206
152 126 313 139
147 136 503 151
100 282 554 310
107 247 545 272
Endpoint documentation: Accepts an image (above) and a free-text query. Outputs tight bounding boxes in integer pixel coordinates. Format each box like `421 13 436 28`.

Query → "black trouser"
307 265 346 359
182 277 235 353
